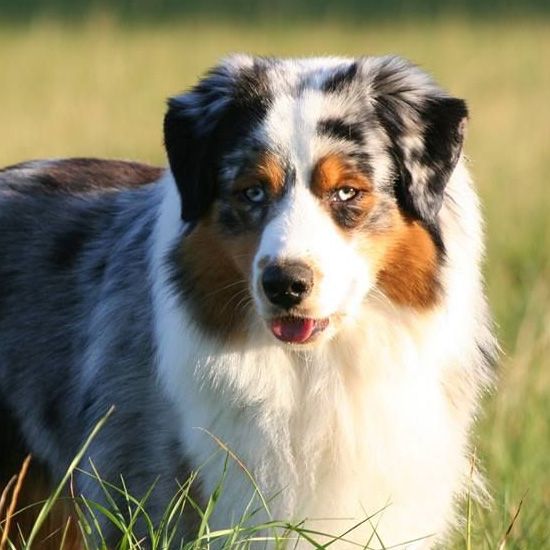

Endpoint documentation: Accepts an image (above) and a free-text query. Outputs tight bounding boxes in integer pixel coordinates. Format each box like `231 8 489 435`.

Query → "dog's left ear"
164 55 271 227
369 57 468 226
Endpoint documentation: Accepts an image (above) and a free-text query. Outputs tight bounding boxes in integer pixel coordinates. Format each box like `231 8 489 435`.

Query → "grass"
0 13 549 549
0 435 398 549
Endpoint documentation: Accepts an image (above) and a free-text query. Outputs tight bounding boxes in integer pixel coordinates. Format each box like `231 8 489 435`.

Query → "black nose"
261 262 314 309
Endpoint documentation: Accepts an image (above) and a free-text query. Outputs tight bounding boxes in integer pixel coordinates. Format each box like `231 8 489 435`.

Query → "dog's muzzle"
260 261 329 344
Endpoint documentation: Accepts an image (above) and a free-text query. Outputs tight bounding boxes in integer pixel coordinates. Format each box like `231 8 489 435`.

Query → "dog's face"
165 55 467 345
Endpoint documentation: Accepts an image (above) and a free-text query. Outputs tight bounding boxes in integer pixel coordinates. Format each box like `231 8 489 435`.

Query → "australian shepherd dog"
0 55 496 548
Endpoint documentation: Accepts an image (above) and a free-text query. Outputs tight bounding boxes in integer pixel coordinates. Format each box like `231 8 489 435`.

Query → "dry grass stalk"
0 455 32 550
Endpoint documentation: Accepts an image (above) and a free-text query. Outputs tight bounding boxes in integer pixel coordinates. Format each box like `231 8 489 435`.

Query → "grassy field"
0 14 549 548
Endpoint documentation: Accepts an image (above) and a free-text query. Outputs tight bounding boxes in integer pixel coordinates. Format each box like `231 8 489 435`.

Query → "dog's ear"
164 55 271 227
368 57 468 227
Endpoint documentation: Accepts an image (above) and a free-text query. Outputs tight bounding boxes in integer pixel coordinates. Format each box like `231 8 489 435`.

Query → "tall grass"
0 425 400 548
0 15 548 548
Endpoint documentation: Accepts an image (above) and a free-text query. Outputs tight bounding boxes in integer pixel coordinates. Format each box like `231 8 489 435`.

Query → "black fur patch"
420 98 468 202
50 206 116 269
374 99 415 213
43 396 61 431
50 224 90 268
164 60 273 225
368 56 468 245
0 403 31 483
217 203 268 235
322 63 358 94
49 203 123 276
374 94 467 253
330 203 366 229
318 118 364 145
92 257 107 281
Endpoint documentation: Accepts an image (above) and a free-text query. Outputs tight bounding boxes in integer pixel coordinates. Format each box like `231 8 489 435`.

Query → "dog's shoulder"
0 157 163 195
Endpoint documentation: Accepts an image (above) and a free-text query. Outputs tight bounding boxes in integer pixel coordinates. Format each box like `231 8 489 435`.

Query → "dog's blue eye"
243 185 267 204
333 187 358 202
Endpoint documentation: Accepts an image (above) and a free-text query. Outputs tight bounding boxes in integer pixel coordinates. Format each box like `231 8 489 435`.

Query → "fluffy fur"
0 56 496 548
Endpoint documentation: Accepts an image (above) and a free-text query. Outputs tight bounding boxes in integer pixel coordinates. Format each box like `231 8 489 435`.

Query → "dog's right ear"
164 55 271 228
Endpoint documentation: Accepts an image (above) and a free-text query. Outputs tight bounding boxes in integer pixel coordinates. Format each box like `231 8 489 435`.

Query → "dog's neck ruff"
150 166 492 547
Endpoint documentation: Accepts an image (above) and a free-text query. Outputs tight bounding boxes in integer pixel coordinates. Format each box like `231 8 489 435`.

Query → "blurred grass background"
0 1 549 547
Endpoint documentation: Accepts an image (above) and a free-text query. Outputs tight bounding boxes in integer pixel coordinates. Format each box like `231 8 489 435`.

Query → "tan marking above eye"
311 155 372 198
232 152 285 197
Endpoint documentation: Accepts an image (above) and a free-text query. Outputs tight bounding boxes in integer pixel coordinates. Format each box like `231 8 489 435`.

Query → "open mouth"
269 316 329 344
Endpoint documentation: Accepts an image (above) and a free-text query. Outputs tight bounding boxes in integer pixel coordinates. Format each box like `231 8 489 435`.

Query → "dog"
0 55 496 548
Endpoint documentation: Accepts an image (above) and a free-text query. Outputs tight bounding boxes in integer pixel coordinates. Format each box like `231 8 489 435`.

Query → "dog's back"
0 157 162 193
0 159 173 547
0 157 159 460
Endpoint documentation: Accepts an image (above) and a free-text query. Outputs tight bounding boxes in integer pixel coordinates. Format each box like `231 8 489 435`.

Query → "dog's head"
165 55 467 345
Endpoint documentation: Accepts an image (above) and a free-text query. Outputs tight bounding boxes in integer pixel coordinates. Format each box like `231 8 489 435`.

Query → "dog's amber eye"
243 185 267 204
332 187 358 202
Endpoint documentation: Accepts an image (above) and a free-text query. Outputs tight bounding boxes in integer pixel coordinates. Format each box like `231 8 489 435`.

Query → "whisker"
219 288 252 317
202 279 248 300
234 295 254 314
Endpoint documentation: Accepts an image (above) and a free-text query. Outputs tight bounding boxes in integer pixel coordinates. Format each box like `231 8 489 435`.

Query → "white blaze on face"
253 183 373 320
251 87 375 327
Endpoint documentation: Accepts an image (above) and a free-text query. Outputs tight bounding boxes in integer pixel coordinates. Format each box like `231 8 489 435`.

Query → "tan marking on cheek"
311 154 372 197
222 232 261 278
178 211 261 341
375 215 441 309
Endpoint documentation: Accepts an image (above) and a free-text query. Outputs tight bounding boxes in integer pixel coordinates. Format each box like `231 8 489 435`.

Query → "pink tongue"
271 317 316 343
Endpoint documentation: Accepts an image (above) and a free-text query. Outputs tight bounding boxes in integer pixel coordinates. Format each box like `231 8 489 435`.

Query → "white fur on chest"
154 306 467 547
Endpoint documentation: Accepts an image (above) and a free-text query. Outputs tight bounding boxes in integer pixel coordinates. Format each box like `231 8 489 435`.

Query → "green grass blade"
24 406 115 549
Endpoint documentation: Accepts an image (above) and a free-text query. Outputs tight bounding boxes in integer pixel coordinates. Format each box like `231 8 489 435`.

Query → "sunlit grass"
0 14 548 548
1 420 397 549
